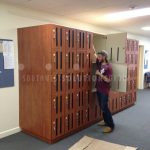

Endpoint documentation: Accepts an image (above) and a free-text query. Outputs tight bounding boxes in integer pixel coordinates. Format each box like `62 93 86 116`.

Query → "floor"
0 90 150 150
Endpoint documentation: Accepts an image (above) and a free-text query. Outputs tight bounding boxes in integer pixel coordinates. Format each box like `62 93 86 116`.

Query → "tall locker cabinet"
106 33 139 113
18 24 97 143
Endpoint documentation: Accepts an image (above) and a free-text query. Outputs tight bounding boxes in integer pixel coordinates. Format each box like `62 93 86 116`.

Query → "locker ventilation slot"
60 96 62 113
95 105 97 118
79 32 82 48
60 52 62 69
71 113 73 128
60 74 62 91
68 52 70 69
89 34 91 49
72 52 74 69
72 31 74 48
68 94 70 110
110 48 112 61
56 96 58 113
56 28 58 46
69 30 71 48
72 73 74 89
60 28 62 47
56 52 58 69
60 117 62 134
88 108 90 121
56 119 58 136
83 33 85 48
81 110 83 123
79 92 81 106
68 74 70 90
79 53 81 68
56 74 58 92
88 91 90 104
68 114 70 130
82 73 84 87
78 112 80 126
79 73 81 88
117 47 119 62
82 91 84 106
72 93 74 108
82 53 84 68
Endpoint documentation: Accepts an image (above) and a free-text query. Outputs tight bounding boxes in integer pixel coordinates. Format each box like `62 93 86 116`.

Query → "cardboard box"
69 136 137 150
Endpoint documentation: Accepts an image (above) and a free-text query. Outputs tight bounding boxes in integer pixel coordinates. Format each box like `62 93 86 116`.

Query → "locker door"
51 50 65 73
77 30 83 51
84 107 90 124
51 94 65 139
106 33 127 63
111 63 128 92
51 73 66 96
86 32 93 51
51 26 65 50
64 92 76 133
76 109 84 128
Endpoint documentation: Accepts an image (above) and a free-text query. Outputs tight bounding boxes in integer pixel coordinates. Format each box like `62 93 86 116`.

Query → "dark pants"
97 91 114 129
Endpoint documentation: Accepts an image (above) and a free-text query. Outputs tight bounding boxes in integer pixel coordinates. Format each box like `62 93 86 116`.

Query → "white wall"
0 2 120 139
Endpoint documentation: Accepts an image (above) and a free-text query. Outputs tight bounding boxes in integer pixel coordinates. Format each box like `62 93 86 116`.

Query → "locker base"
20 103 135 144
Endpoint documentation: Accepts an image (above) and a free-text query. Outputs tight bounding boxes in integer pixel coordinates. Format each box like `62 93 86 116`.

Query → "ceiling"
2 0 150 37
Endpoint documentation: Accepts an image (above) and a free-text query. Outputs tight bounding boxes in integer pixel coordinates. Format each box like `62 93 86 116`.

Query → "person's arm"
95 70 111 83
96 66 112 83
93 45 97 58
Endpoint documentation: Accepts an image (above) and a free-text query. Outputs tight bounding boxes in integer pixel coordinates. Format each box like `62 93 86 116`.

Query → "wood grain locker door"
84 90 91 107
76 90 84 109
64 112 75 133
51 26 65 50
77 30 82 51
84 107 91 124
51 94 65 139
51 50 66 74
65 93 75 114
86 32 93 51
76 30 86 51
64 92 76 133
75 109 84 128
51 73 66 96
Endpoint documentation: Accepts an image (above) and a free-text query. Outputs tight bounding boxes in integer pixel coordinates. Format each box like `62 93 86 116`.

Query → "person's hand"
96 70 101 76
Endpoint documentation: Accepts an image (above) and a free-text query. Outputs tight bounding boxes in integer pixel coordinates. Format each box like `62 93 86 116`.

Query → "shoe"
98 120 106 126
102 127 113 133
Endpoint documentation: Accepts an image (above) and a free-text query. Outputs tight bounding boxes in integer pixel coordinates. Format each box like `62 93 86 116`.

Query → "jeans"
97 91 114 129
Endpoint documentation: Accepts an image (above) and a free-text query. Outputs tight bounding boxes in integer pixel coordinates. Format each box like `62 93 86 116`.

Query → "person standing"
95 50 115 133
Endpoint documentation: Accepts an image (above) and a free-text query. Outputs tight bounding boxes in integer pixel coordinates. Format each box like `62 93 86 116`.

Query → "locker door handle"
66 31 68 41
53 99 56 109
0 71 2 74
77 54 79 63
52 29 56 39
53 53 56 63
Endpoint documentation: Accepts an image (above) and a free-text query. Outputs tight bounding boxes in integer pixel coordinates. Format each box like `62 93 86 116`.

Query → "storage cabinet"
105 33 139 114
18 25 138 143
18 24 97 143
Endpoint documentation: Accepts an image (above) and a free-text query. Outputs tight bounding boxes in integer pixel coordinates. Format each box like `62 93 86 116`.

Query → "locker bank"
0 1 150 150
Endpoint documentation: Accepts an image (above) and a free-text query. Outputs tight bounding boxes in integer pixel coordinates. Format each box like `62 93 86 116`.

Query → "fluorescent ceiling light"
103 7 150 22
142 26 150 30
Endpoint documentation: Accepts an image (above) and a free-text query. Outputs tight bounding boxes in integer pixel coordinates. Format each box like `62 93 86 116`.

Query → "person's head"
97 50 108 63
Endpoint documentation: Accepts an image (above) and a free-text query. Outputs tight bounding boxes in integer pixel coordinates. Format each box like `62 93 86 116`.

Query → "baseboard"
0 127 21 139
